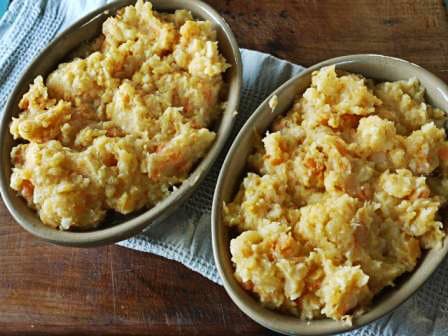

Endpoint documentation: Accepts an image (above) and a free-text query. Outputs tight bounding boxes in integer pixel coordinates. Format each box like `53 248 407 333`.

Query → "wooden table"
1 1 447 335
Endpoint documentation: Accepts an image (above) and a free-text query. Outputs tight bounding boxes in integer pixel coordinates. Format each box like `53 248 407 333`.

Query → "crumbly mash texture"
9 0 229 230
224 66 447 321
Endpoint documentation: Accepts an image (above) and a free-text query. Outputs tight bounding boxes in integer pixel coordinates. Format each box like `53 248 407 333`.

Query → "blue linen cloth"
1 1 447 335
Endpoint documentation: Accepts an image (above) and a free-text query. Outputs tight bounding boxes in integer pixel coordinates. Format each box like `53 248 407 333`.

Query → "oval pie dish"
0 0 242 247
212 54 448 335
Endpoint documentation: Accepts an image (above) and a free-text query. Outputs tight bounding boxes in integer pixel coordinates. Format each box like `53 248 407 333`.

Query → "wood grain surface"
1 1 447 335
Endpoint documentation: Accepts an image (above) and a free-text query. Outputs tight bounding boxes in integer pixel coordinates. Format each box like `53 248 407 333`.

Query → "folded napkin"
1 1 448 335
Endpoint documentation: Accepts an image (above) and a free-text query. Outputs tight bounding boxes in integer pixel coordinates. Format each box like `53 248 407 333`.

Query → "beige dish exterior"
212 54 448 335
0 0 242 247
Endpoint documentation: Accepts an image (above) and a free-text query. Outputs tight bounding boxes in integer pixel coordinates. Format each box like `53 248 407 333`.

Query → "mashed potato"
224 66 447 321
9 0 229 230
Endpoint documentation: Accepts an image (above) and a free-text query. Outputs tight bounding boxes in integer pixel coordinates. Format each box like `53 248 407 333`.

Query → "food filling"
224 66 447 321
9 0 229 230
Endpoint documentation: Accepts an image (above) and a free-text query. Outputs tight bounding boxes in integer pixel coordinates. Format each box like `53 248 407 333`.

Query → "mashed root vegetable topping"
9 0 229 230
224 66 447 321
